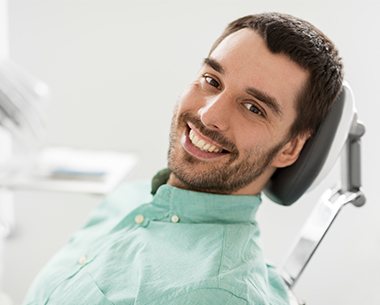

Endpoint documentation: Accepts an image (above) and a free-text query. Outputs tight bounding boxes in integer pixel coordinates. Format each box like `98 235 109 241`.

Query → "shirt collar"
150 169 262 224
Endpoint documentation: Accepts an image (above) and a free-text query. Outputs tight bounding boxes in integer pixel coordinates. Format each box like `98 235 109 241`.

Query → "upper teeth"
189 129 222 153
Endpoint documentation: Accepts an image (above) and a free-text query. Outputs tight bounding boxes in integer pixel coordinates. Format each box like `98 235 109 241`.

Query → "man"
23 12 343 305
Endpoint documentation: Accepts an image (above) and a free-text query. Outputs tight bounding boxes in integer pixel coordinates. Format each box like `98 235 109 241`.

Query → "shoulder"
82 180 152 229
103 180 152 212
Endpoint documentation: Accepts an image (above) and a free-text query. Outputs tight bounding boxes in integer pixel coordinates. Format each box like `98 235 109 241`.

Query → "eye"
243 102 265 117
202 74 221 89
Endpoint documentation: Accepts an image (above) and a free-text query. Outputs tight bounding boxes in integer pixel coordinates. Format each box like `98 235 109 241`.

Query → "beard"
167 111 287 194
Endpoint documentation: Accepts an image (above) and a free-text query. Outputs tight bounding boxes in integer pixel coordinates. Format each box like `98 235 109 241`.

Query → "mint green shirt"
23 180 290 305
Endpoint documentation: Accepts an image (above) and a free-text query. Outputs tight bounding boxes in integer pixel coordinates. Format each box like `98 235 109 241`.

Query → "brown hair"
209 13 343 138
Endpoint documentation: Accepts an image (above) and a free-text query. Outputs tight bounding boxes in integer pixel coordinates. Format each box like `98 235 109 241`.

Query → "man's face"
168 29 309 195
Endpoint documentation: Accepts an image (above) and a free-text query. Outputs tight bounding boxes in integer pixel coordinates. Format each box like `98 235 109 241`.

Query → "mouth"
181 122 231 160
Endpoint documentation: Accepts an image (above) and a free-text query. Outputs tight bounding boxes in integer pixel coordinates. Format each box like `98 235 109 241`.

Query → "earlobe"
271 132 311 168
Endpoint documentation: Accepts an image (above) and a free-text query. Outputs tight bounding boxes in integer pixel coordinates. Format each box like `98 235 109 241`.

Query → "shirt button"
78 255 87 265
171 215 180 223
134 214 145 224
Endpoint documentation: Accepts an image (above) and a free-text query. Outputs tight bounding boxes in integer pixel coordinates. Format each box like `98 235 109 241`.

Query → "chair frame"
279 112 365 303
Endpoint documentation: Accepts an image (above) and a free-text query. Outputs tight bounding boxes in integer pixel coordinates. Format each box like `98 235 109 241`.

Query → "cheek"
233 125 270 153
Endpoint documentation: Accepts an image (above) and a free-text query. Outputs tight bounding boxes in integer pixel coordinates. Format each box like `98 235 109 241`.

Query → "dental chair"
264 82 366 304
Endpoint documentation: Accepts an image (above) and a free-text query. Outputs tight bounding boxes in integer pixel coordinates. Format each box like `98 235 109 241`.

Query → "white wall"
3 0 380 304
0 0 8 60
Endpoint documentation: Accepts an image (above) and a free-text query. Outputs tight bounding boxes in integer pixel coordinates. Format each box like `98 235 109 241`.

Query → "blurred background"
1 0 379 304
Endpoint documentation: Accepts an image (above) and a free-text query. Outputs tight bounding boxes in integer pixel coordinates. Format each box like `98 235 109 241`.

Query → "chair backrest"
264 82 356 206
267 82 366 291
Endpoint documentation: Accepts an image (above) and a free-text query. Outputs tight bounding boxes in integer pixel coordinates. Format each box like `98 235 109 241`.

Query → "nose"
198 93 232 132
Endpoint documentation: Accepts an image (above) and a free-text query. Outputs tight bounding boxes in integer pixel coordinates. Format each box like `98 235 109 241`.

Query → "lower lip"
181 128 229 160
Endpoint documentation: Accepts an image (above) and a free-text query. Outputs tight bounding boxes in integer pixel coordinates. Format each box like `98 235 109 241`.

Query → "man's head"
210 13 343 139
167 12 343 195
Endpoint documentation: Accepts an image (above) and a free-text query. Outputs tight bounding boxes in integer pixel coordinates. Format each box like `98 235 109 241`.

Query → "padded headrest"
264 82 355 206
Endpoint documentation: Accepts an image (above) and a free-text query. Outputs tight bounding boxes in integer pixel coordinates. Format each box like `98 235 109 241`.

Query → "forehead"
209 29 309 114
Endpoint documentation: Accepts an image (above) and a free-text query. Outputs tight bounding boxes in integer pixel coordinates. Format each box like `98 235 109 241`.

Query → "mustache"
180 112 238 154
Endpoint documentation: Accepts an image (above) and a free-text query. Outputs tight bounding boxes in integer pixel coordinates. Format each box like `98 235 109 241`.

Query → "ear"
271 131 311 168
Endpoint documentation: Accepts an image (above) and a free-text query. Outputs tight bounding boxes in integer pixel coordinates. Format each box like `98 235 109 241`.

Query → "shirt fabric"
22 174 290 305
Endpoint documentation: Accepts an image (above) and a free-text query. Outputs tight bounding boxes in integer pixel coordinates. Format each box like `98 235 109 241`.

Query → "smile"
189 129 223 153
181 123 230 160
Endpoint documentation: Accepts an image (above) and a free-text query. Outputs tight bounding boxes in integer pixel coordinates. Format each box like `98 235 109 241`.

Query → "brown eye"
203 74 221 89
243 102 264 117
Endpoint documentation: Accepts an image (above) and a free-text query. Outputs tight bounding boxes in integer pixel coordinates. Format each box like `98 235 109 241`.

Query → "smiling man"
168 28 311 196
23 13 343 305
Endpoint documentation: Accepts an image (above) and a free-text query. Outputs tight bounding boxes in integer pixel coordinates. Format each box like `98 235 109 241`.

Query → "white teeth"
188 129 222 153
203 143 211 151
197 139 206 147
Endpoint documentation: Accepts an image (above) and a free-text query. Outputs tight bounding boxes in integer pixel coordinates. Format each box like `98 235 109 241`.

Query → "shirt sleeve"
160 288 248 305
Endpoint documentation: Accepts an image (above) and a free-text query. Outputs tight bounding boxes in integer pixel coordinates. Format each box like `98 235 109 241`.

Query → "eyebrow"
203 57 225 74
203 57 283 117
246 87 283 117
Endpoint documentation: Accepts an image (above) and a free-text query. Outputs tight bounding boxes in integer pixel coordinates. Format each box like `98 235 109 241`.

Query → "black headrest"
264 89 346 206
